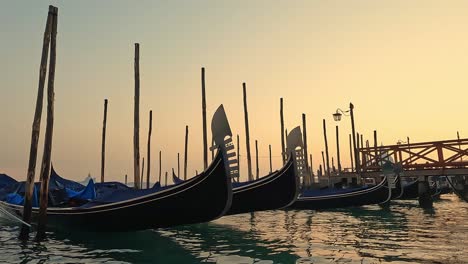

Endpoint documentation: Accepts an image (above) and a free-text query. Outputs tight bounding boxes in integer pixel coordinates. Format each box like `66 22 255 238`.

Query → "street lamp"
333 103 360 174
333 109 350 121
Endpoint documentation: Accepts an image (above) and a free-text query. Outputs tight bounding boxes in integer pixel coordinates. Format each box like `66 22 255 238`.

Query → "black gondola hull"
227 157 298 215
289 178 390 210
1 152 232 231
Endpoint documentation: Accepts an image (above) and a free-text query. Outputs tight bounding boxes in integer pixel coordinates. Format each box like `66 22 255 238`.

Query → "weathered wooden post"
332 157 335 172
302 114 310 186
125 174 128 185
374 130 379 167
165 171 168 187
101 99 108 183
141 158 145 188
20 5 53 240
133 43 141 189
36 6 58 241
349 103 359 173
255 140 259 179
243 83 253 181
177 153 180 178
336 125 341 173
309 154 314 183
184 125 188 180
201 67 208 169
269 144 272 173
356 132 360 171
280 98 286 164
349 134 354 172
418 176 433 208
323 119 331 185
321 151 326 184
237 134 240 181
146 110 152 189
159 150 162 184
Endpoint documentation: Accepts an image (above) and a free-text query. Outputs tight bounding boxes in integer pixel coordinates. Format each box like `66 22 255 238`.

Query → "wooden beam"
20 5 53 240
133 43 141 189
36 5 58 241
101 99 108 183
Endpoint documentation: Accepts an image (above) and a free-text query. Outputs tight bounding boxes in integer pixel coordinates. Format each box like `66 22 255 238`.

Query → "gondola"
171 157 298 216
173 106 300 216
398 179 419 199
226 156 298 215
223 124 301 215
0 106 235 231
398 178 451 200
289 176 392 210
446 175 468 202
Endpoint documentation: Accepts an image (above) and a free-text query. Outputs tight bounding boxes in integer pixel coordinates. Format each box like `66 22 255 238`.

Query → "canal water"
1 194 467 263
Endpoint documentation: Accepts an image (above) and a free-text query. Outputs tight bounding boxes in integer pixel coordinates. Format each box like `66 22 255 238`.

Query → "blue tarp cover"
66 179 96 200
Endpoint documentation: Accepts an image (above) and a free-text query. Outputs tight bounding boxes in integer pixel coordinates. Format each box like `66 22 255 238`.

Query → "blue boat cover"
80 183 172 208
0 174 17 189
172 174 183 184
50 167 85 191
5 185 39 207
66 178 96 200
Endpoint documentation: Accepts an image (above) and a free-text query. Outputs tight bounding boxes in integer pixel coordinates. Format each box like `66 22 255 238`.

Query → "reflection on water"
0 194 467 263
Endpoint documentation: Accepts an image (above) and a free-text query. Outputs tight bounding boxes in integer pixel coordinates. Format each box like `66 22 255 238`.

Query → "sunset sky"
1 1 467 183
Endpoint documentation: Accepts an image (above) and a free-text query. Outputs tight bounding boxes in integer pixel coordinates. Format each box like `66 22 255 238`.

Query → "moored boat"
0 106 235 231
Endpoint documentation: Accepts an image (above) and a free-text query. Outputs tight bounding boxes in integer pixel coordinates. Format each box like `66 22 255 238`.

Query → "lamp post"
333 103 359 174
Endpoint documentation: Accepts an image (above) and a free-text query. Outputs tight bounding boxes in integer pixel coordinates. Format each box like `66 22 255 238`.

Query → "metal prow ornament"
286 126 308 186
210 105 240 181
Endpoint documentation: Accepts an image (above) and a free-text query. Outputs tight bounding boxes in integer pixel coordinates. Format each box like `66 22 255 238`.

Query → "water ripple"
0 194 467 263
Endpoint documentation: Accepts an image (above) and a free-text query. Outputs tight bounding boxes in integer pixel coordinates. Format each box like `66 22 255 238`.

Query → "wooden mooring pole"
159 150 162 184
323 119 331 185
20 6 53 240
125 174 128 185
101 99 108 183
201 67 208 169
36 5 58 241
374 130 378 166
302 114 310 186
177 153 180 178
349 134 354 172
280 98 286 164
237 134 240 181
269 144 272 173
336 125 341 173
146 110 152 189
165 171 168 187
243 83 253 181
141 158 145 188
184 125 188 180
133 43 141 189
255 140 259 180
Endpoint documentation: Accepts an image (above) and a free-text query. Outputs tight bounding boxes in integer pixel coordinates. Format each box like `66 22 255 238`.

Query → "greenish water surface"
1 194 467 263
